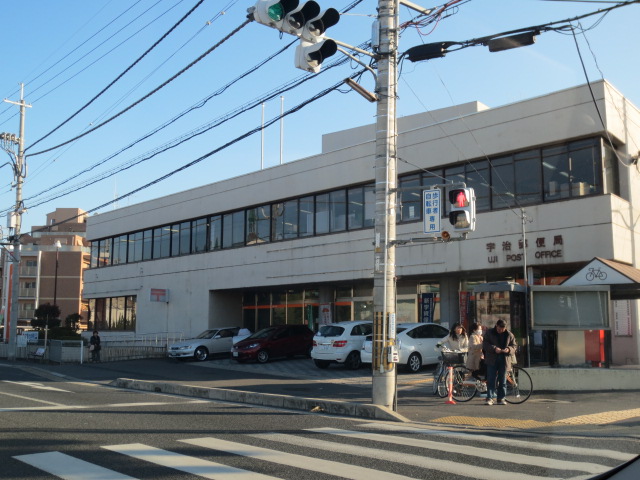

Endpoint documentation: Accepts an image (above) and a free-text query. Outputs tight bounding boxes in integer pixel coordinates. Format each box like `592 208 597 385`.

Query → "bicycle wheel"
432 363 444 395
451 366 477 402
436 370 449 397
505 366 533 404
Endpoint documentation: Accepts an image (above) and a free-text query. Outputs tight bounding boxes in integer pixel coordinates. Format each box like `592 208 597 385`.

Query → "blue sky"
1 0 638 234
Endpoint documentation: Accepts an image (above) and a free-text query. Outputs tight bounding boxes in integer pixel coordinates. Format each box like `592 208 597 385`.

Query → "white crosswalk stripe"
13 451 137 480
103 443 280 479
13 427 634 479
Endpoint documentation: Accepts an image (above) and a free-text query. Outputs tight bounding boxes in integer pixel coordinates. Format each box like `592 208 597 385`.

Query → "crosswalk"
13 424 636 480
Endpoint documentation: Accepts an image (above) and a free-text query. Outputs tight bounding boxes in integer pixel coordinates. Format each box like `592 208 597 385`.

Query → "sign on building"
150 288 169 303
423 189 441 234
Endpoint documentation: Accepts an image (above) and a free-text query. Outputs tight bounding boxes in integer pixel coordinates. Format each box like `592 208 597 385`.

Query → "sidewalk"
10 357 640 435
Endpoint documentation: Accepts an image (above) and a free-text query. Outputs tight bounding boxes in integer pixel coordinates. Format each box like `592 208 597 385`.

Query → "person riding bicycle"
483 319 517 406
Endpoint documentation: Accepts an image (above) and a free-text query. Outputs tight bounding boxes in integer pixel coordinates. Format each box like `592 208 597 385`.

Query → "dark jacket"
482 327 516 369
90 335 101 351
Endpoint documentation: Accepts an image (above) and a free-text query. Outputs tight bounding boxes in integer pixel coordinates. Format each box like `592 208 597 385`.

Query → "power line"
26 0 206 152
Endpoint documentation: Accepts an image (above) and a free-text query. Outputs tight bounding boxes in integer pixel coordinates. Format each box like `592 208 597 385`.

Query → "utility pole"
372 0 399 408
2 84 31 361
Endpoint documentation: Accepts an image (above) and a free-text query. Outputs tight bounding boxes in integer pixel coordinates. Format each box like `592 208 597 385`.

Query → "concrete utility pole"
372 0 399 408
3 84 31 361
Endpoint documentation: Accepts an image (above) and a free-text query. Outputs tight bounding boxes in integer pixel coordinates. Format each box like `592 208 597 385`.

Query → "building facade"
1 208 91 337
83 81 640 366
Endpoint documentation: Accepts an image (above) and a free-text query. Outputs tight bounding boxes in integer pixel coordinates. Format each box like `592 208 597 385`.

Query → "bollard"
445 365 456 404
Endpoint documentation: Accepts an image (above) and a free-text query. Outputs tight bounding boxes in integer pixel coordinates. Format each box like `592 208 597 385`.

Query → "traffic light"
251 0 300 31
295 39 338 72
448 187 476 233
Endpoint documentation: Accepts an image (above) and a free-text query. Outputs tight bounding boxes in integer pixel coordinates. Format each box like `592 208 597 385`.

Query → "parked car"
231 324 314 363
311 321 372 369
360 322 450 372
168 327 240 361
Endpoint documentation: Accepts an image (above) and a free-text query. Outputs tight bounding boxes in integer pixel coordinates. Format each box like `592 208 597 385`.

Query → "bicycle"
432 348 467 396
438 364 533 403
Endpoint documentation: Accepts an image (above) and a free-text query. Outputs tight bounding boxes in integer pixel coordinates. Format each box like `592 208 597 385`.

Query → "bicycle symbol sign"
585 267 607 282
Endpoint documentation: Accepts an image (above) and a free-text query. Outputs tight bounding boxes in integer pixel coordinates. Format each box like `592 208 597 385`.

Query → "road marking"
103 443 280 479
14 451 137 479
3 380 72 392
181 436 417 480
554 408 640 425
252 431 565 480
358 423 636 461
0 399 208 413
307 427 609 474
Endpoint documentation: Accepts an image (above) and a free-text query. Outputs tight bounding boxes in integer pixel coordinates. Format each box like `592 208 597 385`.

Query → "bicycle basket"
442 351 466 365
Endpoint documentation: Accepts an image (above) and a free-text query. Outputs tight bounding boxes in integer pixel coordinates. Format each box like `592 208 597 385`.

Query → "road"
1 362 638 479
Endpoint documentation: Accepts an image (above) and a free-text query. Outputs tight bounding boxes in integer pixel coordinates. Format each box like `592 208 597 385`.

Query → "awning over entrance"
562 257 640 300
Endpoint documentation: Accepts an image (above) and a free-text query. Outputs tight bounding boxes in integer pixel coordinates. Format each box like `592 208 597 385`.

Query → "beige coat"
466 331 483 371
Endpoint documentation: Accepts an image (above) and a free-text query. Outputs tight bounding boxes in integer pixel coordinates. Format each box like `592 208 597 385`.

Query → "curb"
113 378 409 422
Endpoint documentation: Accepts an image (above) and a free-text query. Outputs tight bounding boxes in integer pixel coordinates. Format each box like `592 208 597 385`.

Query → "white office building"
83 80 640 367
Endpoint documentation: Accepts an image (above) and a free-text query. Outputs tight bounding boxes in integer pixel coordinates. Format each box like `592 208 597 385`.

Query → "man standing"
482 319 517 405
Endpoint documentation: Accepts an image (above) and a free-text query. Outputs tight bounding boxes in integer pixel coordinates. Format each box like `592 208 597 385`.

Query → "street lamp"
53 240 61 307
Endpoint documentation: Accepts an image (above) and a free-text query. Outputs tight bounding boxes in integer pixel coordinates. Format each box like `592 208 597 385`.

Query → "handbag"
89 344 95 351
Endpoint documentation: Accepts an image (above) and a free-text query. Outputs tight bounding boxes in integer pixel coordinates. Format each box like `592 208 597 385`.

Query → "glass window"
246 205 271 245
170 224 180 257
490 156 515 210
271 202 285 241
153 226 171 259
192 218 207 253
348 186 364 229
223 211 244 248
543 145 570 200
363 184 375 227
282 199 299 239
399 174 421 222
466 160 490 212
602 142 619 196
514 150 542 205
142 229 153 260
112 235 127 265
210 215 222 251
569 139 600 197
128 231 143 263
299 196 314 237
315 193 330 234
179 221 191 255
99 239 111 266
90 242 98 268
330 190 346 232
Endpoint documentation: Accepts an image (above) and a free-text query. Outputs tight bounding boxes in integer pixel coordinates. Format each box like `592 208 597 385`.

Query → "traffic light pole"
372 0 399 409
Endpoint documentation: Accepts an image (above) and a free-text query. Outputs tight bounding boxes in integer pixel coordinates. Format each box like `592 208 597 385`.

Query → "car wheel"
257 349 270 363
314 359 331 369
194 347 209 362
407 352 422 373
344 351 362 370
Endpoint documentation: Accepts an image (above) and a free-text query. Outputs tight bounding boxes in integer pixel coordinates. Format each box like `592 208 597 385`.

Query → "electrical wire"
26 0 206 152
25 71 366 235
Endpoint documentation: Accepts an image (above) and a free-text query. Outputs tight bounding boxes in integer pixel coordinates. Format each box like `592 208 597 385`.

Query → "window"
128 231 143 263
223 211 244 248
142 229 153 260
192 218 208 253
543 145 570 200
330 190 346 232
315 193 330 234
363 184 375 227
399 174 421 222
490 156 515 210
569 138 600 197
299 196 314 237
153 226 171 259
179 221 191 255
466 160 490 212
246 205 271 245
210 215 222 251
348 186 365 229
514 150 542 205
112 235 127 265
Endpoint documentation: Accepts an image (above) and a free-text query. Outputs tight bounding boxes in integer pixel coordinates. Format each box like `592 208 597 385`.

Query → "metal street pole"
372 0 399 408
4 84 31 361
54 240 61 307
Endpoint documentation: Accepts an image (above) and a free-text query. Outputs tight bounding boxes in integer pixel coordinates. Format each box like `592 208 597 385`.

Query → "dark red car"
231 324 314 363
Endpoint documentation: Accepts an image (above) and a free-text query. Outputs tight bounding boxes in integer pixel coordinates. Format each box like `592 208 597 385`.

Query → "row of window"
90 137 615 268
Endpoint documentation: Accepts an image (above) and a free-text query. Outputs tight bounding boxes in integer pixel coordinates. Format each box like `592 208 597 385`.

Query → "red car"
231 324 314 363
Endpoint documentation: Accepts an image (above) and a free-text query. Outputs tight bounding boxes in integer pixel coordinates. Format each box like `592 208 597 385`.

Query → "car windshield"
317 326 345 337
396 327 408 334
195 330 217 339
247 327 277 340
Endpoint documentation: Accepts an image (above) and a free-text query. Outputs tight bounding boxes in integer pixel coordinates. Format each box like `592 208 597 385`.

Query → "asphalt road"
1 363 638 480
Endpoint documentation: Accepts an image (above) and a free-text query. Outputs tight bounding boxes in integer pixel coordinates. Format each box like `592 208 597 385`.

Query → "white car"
360 322 450 372
311 321 373 369
168 327 241 361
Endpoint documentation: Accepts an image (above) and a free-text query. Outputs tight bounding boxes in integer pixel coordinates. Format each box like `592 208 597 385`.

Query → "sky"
0 0 638 235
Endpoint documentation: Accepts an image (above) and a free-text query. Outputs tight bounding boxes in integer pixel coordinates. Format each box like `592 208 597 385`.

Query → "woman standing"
466 322 484 378
438 323 469 352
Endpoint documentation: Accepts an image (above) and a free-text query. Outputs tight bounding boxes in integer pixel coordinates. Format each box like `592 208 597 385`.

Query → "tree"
31 303 61 330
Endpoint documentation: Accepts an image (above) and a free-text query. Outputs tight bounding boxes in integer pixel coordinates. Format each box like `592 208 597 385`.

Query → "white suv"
311 320 373 369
